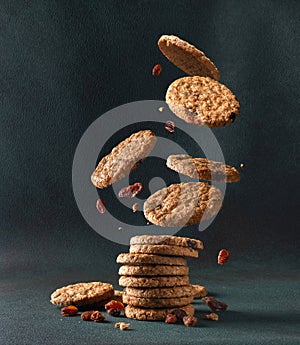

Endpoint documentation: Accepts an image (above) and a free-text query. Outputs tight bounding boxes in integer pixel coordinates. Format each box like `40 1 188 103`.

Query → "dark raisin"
187 240 197 249
107 308 121 317
165 313 177 324
171 308 187 322
229 112 236 122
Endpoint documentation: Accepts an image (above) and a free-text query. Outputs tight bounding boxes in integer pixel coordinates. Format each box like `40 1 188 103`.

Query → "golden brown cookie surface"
116 253 187 266
50 281 114 307
118 264 189 276
167 154 240 182
158 35 220 80
166 76 240 128
130 244 199 258
119 275 189 288
124 285 195 298
91 130 157 188
124 304 194 321
143 182 223 227
122 294 194 308
130 235 203 250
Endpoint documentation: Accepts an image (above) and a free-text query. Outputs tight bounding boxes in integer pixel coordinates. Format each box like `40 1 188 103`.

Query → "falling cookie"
166 76 240 128
143 182 223 227
91 130 157 188
158 35 220 80
167 154 240 182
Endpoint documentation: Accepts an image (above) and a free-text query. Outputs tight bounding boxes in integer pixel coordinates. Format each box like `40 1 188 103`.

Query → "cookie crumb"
115 322 130 330
118 227 123 231
158 106 164 112
96 199 106 214
240 163 245 168
132 202 139 213
205 313 218 321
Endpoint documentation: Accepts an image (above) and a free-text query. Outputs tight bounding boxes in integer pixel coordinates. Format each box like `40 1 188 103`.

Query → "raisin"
165 313 177 324
61 305 78 316
96 199 106 214
105 300 125 312
218 249 230 265
107 308 121 317
229 112 236 122
171 308 187 323
90 311 105 322
164 121 175 133
118 183 143 198
187 239 197 249
152 64 162 76
81 310 94 321
183 315 198 327
202 297 228 312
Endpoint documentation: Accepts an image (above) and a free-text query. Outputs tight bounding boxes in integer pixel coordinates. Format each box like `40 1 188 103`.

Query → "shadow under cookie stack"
117 235 206 321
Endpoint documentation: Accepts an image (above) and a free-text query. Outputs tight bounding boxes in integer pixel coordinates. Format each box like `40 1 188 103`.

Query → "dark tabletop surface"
0 0 299 344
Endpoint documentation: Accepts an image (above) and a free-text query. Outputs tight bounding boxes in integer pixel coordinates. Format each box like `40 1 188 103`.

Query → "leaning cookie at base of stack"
50 281 114 309
117 235 207 321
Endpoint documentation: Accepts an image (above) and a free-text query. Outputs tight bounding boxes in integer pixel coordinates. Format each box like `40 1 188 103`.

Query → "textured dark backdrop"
0 1 299 344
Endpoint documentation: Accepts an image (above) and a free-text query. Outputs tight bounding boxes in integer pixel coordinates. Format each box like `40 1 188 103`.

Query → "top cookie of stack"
117 235 206 321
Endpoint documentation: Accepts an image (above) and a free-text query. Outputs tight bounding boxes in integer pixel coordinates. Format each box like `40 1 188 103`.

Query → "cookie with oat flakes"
158 35 220 80
166 76 240 128
91 130 157 188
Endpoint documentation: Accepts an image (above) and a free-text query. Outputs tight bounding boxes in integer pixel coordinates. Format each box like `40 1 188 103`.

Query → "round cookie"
143 182 223 227
158 35 220 80
130 244 199 258
50 281 114 307
192 284 208 299
166 76 240 128
119 275 189 288
91 130 157 188
122 294 194 308
124 285 195 299
116 253 187 266
167 154 240 182
118 265 189 276
130 235 203 250
124 304 194 321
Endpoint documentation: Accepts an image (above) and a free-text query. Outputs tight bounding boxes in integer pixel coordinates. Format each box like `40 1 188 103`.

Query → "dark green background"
0 0 299 344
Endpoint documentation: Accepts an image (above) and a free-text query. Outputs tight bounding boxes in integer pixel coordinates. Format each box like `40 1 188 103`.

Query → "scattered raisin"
132 202 139 213
171 308 187 323
187 239 197 249
96 199 106 214
164 121 175 133
90 311 106 322
107 308 121 317
165 313 177 324
152 64 162 76
218 249 230 265
81 310 94 321
183 315 198 327
118 183 143 198
202 297 228 312
61 305 78 317
105 300 125 312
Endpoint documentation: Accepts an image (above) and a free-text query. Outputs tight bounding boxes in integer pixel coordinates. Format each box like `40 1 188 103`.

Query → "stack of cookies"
117 235 205 321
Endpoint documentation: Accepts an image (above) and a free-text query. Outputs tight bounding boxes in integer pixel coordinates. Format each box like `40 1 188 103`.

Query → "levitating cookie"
143 182 223 227
166 76 240 127
167 154 240 182
158 35 220 80
91 130 157 188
